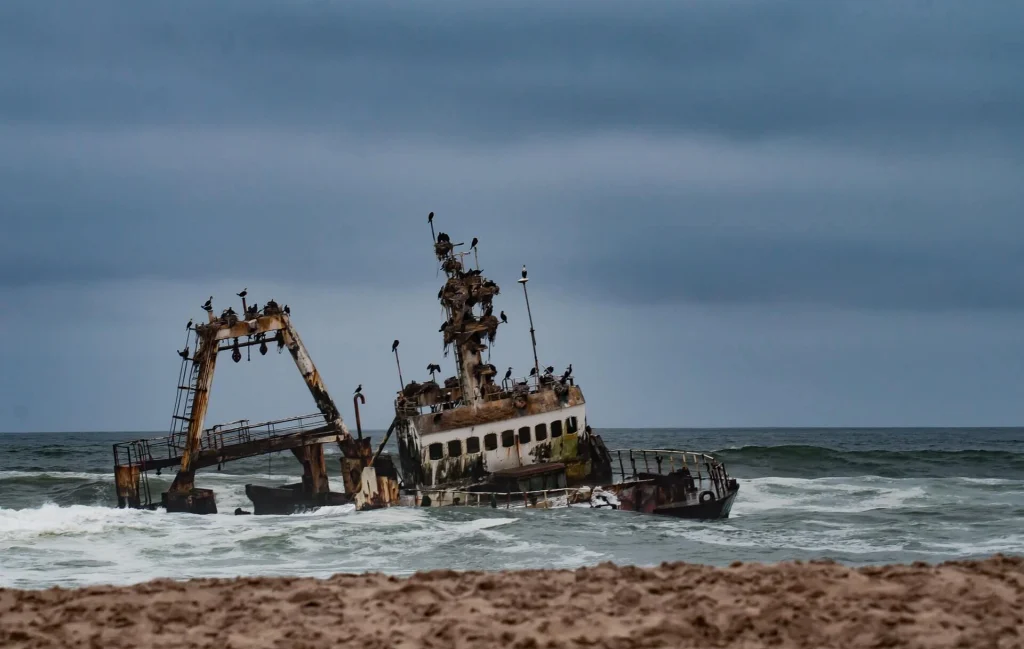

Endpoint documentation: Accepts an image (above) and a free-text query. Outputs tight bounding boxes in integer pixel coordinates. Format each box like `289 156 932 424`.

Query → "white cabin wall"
410 404 587 482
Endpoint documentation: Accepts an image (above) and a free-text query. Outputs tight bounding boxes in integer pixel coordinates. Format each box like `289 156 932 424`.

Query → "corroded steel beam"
279 315 350 439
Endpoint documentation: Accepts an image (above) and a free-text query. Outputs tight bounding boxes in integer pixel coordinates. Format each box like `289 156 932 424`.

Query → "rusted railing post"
353 393 366 440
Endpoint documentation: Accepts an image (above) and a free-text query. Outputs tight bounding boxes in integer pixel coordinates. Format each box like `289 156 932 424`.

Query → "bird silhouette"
500 311 508 324
439 321 449 333
504 367 513 381
471 237 479 249
529 367 538 377
283 305 290 315
354 384 362 396
186 319 193 330
428 211 434 224
392 340 400 353
437 287 445 300
521 265 528 279
177 347 189 360
544 366 554 375
202 297 213 312
237 288 247 298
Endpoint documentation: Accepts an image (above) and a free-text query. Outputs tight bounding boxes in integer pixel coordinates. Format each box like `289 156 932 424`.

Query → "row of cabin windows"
427 416 579 461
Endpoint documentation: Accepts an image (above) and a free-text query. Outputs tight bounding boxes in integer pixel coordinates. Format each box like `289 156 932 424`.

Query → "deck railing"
608 448 732 498
113 413 331 470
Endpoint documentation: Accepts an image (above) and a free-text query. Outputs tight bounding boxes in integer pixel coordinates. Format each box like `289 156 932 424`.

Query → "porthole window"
501 430 515 448
428 443 443 460
551 420 563 438
448 439 462 457
519 426 531 444
466 437 481 454
535 423 547 441
484 433 498 451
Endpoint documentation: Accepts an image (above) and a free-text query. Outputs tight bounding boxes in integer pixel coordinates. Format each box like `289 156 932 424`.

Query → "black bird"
428 211 434 224
237 288 247 298
438 287 444 300
566 363 573 376
186 319 193 330
392 340 400 353
529 367 538 377
471 237 479 249
427 363 442 378
283 305 290 315
177 347 189 359
521 265 528 279
544 366 554 375
202 297 213 312
354 384 362 396
500 311 508 324
504 367 513 381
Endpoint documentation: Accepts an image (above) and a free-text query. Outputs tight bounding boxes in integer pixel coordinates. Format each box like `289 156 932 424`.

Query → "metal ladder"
169 328 202 448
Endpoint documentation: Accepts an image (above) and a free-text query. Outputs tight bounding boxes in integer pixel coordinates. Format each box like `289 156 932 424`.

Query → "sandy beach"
1 555 1022 649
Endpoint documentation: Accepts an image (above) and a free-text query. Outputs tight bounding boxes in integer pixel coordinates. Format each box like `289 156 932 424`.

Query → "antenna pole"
394 348 405 391
519 277 540 379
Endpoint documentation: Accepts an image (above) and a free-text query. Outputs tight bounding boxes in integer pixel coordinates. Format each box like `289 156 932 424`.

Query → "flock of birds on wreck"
173 218 574 403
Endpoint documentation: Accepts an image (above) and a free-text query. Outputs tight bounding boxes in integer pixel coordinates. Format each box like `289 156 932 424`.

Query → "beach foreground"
2 556 1022 649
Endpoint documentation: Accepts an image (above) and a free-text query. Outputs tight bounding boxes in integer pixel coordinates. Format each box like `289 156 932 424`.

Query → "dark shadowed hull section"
244 483 352 515
651 487 739 520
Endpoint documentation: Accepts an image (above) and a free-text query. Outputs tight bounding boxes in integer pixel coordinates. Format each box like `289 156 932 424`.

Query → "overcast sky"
2 1 1023 432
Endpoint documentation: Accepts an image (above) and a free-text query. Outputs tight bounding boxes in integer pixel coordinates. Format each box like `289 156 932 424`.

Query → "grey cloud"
0 1 1022 145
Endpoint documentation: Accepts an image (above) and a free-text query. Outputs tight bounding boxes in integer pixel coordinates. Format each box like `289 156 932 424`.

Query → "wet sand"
1 555 1022 649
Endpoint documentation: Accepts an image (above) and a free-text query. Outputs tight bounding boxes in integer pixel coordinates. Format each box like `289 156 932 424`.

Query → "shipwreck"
112 215 739 519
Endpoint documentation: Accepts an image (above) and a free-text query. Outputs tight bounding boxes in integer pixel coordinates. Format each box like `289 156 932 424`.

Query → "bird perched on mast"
354 384 362 396
522 265 528 280
186 319 193 330
177 347 190 360
202 297 213 312
392 340 400 353
500 311 508 324
237 288 247 299
504 367 513 381
471 237 479 249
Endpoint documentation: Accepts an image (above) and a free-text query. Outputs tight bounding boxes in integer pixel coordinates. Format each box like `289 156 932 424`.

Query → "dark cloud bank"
1 1 1023 429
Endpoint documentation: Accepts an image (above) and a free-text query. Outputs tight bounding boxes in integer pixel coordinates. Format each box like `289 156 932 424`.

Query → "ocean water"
2 428 1023 589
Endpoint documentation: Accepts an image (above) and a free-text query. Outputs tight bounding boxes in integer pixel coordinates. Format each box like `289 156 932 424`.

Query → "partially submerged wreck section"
386 219 739 518
112 298 399 514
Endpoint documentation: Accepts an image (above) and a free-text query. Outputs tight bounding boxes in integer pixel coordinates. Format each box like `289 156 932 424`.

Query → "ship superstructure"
391 225 614 504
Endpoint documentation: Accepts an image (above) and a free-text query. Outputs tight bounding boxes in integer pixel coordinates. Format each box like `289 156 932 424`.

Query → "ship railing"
482 375 574 403
608 448 733 499
113 412 331 469
417 486 583 509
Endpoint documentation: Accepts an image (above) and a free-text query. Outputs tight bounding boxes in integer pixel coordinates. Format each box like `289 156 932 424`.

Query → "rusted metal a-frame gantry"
113 298 399 514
